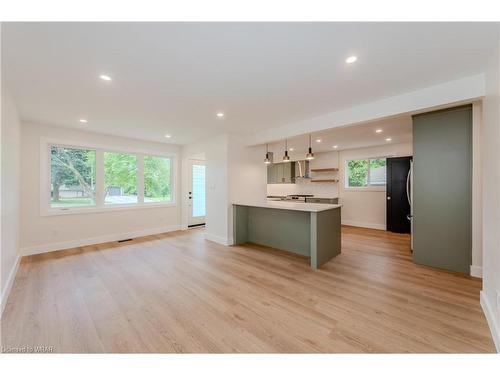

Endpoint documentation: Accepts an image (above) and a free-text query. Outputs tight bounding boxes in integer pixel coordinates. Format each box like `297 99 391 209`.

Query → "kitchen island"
232 201 342 269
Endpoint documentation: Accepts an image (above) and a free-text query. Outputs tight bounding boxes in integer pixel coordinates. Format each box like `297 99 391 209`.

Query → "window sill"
343 187 386 192
41 202 177 217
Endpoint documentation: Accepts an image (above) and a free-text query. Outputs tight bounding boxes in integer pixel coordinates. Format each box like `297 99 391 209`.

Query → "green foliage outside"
347 159 368 187
144 156 171 201
104 152 138 197
50 146 171 207
51 146 96 205
347 158 386 187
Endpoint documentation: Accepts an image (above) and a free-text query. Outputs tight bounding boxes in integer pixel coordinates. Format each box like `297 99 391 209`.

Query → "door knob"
387 196 391 200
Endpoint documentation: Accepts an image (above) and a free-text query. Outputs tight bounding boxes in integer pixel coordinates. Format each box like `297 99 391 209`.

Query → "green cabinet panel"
412 105 472 274
267 162 296 184
233 204 342 270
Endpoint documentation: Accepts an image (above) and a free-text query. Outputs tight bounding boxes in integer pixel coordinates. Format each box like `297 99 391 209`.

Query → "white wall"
182 134 266 245
1 86 21 314
227 135 267 243
19 122 182 254
480 25 500 352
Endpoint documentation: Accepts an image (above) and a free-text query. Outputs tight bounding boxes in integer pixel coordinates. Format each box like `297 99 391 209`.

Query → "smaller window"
50 145 96 208
345 158 386 188
144 155 172 203
104 152 138 204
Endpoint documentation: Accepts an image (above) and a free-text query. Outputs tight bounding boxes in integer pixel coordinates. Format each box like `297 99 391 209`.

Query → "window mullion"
96 150 104 207
138 154 145 204
367 158 371 187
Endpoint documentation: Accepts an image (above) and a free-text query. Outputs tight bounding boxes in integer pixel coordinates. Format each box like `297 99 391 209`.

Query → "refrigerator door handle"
406 168 411 205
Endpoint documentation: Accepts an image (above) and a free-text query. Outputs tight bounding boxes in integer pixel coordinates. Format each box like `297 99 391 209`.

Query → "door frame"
386 156 412 234
188 159 206 227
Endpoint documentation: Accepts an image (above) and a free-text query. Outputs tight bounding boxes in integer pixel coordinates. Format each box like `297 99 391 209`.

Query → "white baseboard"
341 219 386 231
204 232 231 246
470 265 483 278
1 255 21 318
20 224 182 256
480 291 500 353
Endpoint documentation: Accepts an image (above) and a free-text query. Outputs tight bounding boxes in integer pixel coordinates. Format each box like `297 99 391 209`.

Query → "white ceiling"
2 22 497 145
267 115 412 155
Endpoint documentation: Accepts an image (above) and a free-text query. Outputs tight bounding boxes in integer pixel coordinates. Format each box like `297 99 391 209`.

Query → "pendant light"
283 139 291 162
264 143 271 164
306 134 315 160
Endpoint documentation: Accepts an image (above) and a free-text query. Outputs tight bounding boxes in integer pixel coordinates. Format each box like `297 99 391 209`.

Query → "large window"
50 146 96 208
104 152 138 204
345 158 386 188
46 142 174 214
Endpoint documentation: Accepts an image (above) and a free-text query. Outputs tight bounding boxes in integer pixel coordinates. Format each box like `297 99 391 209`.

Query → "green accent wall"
412 105 472 274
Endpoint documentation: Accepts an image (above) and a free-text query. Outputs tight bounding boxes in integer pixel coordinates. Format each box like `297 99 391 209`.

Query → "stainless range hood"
295 160 311 179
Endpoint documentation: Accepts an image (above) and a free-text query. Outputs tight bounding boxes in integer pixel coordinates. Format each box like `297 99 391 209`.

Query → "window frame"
344 157 387 191
41 137 177 216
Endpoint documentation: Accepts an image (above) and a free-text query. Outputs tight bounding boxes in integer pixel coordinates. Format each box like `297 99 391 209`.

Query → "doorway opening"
188 159 206 227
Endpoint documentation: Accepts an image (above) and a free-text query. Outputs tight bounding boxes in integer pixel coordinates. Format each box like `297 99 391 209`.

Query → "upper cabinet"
267 162 296 184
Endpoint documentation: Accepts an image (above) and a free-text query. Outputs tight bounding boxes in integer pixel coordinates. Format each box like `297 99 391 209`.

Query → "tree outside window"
51 146 96 207
346 158 386 188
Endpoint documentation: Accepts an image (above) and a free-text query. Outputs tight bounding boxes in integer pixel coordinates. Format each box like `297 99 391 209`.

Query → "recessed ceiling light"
289 148 294 151
375 129 383 133
333 145 338 149
79 119 88 123
316 139 322 143
345 56 357 64
216 112 224 118
164 134 172 138
99 74 112 81
385 137 392 142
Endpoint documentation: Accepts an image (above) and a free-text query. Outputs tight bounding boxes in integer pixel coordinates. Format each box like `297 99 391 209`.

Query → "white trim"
1 255 21 318
20 224 181 256
470 265 483 278
204 232 231 246
480 291 500 353
341 219 386 231
187 159 206 226
42 201 177 216
471 102 483 279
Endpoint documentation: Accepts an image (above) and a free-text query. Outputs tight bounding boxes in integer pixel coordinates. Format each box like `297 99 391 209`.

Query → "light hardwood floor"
1 226 495 353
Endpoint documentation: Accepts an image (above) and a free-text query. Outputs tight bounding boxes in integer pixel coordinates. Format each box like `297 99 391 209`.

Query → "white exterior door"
188 160 206 226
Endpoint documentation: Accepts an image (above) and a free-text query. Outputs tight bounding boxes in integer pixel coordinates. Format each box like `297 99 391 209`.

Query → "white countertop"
232 200 342 212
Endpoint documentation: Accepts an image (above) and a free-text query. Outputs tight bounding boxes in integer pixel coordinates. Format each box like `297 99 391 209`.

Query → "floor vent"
118 238 133 243
188 223 206 228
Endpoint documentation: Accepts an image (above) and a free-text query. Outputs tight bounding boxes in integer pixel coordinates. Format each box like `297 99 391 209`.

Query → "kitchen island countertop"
232 200 342 213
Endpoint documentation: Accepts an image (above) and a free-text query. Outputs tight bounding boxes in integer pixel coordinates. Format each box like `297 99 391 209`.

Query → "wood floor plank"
1 226 495 353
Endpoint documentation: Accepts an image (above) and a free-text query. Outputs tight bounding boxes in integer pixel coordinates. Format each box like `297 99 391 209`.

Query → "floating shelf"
311 168 339 172
310 179 339 183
